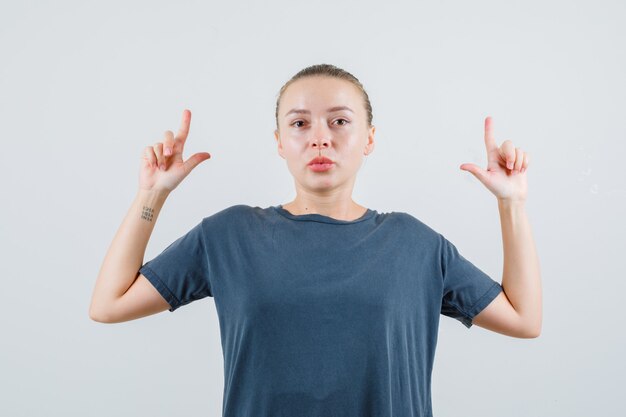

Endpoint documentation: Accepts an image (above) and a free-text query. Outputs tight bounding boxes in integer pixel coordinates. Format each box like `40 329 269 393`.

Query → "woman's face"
274 76 375 193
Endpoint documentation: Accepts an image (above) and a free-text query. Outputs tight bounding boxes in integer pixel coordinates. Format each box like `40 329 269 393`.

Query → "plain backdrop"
1 0 624 416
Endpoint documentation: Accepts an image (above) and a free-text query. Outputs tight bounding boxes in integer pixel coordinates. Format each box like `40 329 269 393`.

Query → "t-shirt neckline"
272 204 376 224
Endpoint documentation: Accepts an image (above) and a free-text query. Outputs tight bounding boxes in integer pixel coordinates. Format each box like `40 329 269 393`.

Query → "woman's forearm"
89 189 169 319
498 199 543 335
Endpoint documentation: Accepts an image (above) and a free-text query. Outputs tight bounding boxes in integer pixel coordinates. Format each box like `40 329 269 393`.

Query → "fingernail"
160 164 165 171
164 147 171 156
507 162 513 169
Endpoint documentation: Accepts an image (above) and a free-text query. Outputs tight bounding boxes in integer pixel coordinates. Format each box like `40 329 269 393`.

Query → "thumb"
183 152 211 173
459 163 489 184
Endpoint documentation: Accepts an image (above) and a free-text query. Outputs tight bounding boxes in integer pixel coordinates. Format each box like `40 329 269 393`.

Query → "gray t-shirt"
139 204 503 417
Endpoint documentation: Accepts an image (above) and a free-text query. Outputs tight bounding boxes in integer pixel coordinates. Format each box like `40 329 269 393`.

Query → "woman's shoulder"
201 203 275 227
377 210 441 239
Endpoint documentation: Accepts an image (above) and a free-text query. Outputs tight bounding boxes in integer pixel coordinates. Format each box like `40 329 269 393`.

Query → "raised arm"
459 116 542 338
88 109 211 323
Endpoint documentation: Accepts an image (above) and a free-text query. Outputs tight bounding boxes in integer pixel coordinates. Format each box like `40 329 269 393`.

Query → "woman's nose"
311 139 330 150
309 123 331 150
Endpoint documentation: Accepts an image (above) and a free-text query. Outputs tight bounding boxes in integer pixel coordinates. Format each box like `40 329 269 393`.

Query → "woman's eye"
291 119 349 127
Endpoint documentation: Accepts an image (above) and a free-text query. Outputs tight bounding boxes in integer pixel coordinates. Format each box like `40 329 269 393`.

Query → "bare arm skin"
460 117 541 338
88 109 210 323
472 200 542 338
88 189 171 322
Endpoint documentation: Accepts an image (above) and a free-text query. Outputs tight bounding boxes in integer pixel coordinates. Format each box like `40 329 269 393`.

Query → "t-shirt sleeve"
139 219 212 312
439 233 503 328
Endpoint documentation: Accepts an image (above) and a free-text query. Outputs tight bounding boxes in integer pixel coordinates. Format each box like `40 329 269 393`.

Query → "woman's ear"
364 125 375 156
275 129 285 159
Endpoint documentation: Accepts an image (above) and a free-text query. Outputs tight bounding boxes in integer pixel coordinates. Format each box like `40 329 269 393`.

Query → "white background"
1 0 624 416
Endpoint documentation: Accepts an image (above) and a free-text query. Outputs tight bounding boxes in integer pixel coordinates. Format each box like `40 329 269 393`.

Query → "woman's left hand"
460 116 529 203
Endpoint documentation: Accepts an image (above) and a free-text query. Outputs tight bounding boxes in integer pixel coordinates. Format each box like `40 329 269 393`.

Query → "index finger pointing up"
176 109 192 144
484 116 497 152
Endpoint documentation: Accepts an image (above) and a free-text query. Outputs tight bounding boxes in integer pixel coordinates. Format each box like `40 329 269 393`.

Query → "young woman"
89 64 541 417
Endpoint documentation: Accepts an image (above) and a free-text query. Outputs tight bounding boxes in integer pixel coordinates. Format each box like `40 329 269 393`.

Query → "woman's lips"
308 162 334 172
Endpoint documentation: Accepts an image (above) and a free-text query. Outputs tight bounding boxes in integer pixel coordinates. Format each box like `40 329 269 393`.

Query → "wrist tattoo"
141 206 154 222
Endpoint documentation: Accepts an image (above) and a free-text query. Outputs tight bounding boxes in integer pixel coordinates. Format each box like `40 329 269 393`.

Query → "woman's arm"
472 200 542 337
89 109 210 322
497 199 542 334
88 189 169 320
460 116 541 337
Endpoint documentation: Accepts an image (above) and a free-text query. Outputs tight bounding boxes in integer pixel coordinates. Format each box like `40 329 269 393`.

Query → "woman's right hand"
139 109 211 194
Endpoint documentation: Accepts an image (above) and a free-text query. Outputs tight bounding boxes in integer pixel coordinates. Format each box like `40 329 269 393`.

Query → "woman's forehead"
281 77 361 115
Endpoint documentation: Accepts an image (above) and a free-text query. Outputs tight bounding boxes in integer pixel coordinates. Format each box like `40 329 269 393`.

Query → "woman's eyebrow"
284 106 354 117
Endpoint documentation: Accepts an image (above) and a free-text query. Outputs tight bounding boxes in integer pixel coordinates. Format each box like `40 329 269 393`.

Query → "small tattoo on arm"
141 206 154 222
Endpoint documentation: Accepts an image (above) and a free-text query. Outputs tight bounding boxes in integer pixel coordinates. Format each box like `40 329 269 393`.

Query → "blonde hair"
275 63 373 130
